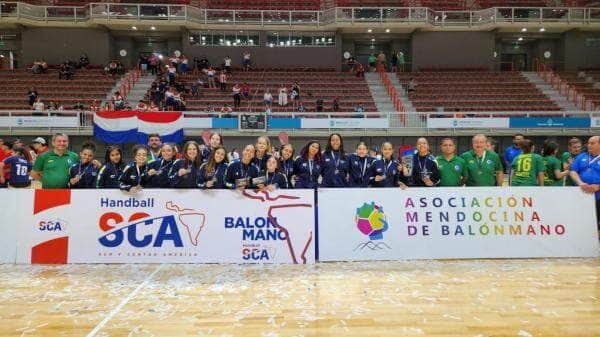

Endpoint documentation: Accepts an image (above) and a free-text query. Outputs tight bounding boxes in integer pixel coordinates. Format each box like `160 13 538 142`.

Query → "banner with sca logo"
318 187 599 261
12 189 315 264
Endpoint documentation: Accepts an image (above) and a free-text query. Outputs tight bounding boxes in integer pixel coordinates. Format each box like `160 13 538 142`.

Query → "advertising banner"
427 118 510 129
0 116 79 128
12 189 315 264
318 187 599 261
301 118 389 129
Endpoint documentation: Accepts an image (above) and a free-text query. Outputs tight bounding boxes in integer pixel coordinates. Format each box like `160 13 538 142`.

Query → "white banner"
0 191 18 263
11 189 315 264
177 117 212 129
427 117 509 129
301 118 389 129
0 116 80 128
592 117 600 128
318 187 599 261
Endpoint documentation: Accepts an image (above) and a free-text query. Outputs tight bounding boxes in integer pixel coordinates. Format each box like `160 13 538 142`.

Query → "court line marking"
86 264 164 337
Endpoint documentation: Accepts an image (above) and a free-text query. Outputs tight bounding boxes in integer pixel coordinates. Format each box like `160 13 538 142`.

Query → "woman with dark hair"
541 140 569 186
320 133 349 188
169 141 202 188
198 146 229 189
294 141 321 189
371 142 408 188
119 145 150 192
348 141 374 187
146 143 176 188
263 156 288 190
0 147 32 188
279 143 295 187
201 132 223 160
225 144 260 190
510 139 544 186
96 145 124 188
69 141 98 189
253 136 272 172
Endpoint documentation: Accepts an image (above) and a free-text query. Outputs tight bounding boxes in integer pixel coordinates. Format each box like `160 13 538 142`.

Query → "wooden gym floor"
0 259 599 337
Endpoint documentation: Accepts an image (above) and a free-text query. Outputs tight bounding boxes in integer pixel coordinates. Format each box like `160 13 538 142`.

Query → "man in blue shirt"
570 136 600 231
504 133 524 172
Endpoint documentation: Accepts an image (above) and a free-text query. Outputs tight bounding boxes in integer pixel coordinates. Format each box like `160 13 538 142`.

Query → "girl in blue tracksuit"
119 145 151 192
200 132 223 161
69 141 98 189
146 143 176 188
348 141 374 187
320 133 349 187
371 141 408 188
410 137 440 187
253 136 271 172
96 145 124 189
279 143 295 188
294 140 321 189
169 141 202 188
198 146 229 189
262 156 289 190
225 144 260 189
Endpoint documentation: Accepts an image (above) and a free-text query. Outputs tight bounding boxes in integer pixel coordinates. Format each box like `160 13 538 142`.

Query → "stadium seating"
0 68 118 110
398 70 562 112
161 68 377 113
555 71 600 110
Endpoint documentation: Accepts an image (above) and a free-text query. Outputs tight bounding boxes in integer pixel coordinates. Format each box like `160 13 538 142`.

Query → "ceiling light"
367 29 372 33
385 29 390 33
150 26 156 30
131 26 137 30
521 28 527 32
540 27 546 32
371 38 375 42
518 37 524 41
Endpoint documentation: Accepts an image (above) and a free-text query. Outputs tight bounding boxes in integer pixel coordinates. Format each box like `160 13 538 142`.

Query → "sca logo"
38 219 68 232
242 246 275 261
354 202 391 251
98 203 205 248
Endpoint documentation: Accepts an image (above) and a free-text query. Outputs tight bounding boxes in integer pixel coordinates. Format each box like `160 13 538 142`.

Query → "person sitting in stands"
32 98 45 114
221 104 233 117
136 100 148 111
149 102 159 111
316 98 324 112
242 82 251 99
72 101 85 110
27 87 38 107
354 103 364 116
407 77 417 94
112 91 125 110
332 97 340 112
90 100 100 112
79 53 89 69
356 63 365 78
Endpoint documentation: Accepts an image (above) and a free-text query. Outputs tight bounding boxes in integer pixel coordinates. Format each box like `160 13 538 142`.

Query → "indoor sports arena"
0 1 599 336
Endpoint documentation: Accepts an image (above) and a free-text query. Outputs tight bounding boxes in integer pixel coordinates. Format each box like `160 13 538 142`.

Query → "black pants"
233 94 241 108
596 199 600 230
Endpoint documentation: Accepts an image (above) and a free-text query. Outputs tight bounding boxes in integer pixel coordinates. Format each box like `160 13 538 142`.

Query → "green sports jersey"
561 151 578 186
511 153 544 186
32 150 79 189
460 150 503 187
436 155 468 187
543 155 563 186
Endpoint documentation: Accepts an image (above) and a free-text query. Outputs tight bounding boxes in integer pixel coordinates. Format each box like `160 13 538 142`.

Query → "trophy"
252 175 267 186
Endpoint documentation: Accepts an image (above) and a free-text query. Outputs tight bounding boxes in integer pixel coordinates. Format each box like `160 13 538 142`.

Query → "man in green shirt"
542 140 570 186
31 133 79 189
510 139 545 186
561 137 583 186
437 138 468 187
461 134 504 187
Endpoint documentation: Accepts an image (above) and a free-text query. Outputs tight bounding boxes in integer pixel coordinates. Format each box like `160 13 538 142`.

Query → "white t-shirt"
244 53 251 60
232 86 241 95
264 92 272 101
225 58 232 66
33 102 44 111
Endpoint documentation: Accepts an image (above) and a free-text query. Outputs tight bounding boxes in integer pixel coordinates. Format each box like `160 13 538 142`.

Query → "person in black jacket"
348 141 374 188
119 145 151 192
96 145 124 189
371 141 408 188
410 137 440 187
225 144 260 190
169 141 202 188
320 133 349 188
263 156 288 190
198 146 229 189
69 141 98 189
146 143 176 188
279 143 295 187
294 140 321 189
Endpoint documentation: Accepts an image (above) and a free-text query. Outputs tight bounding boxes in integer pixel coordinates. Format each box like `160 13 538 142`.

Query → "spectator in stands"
461 134 504 187
205 103 215 114
504 133 524 171
149 102 159 112
242 51 251 71
136 100 148 111
27 88 38 107
149 54 159 75
139 54 149 75
509 139 544 187
224 56 232 73
332 97 340 111
570 136 600 229
58 62 73 80
242 82 251 99
368 54 376 72
0 147 32 188
278 85 288 106
72 101 85 111
174 92 186 111
297 102 306 112
410 138 440 187
219 70 228 92
232 84 242 108
90 100 100 112
354 103 364 116
31 137 48 156
390 51 398 73
563 137 583 186
32 97 45 114
107 60 119 77
180 55 189 73
32 59 47 74
78 54 89 69
397 51 405 72
169 54 179 68
263 90 273 108
199 55 210 71
166 63 177 85
191 81 199 97
316 98 324 112
437 138 467 187
221 104 233 117
346 56 356 73
407 78 417 94
377 51 387 71
147 133 162 162
207 67 216 88
31 133 79 189
356 63 365 78
112 91 125 110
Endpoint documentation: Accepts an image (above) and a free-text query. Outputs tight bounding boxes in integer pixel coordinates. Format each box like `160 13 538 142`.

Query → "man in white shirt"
224 56 232 73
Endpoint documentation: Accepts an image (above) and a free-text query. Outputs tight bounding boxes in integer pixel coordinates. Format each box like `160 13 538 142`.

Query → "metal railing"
0 110 598 134
0 2 599 26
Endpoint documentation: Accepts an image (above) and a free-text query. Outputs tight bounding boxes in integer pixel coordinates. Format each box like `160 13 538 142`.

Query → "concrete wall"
21 28 111 65
563 30 600 70
410 31 495 70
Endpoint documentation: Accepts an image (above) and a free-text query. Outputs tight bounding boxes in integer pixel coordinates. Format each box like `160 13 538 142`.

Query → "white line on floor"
86 264 164 337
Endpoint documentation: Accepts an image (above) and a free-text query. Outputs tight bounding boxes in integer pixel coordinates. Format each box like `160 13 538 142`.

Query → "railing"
119 69 140 99
1 2 599 26
0 110 598 134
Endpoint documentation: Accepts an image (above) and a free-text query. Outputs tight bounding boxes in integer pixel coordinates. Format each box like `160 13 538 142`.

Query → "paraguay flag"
93 111 184 144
